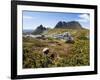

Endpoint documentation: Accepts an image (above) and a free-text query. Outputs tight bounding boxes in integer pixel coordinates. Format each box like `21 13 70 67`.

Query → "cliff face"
55 21 82 29
32 21 83 35
32 25 46 35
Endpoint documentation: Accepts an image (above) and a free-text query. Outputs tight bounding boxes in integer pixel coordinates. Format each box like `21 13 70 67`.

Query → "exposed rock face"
32 25 46 35
55 21 63 28
52 32 74 43
55 21 82 29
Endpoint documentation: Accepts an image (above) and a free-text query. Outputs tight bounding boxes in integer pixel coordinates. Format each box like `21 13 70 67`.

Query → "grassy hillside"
23 28 89 68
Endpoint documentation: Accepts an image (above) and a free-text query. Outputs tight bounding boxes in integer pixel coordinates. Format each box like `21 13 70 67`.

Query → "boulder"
43 48 49 55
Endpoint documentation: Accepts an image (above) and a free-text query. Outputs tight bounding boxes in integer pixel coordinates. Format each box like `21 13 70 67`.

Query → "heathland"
23 21 89 68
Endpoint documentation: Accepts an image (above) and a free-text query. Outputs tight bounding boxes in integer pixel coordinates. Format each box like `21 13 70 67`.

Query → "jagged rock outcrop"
32 24 46 35
55 21 82 29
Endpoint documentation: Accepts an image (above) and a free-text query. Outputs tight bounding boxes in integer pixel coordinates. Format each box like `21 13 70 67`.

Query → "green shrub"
23 29 90 68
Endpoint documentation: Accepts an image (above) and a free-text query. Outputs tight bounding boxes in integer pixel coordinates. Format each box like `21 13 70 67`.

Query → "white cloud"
77 14 90 22
23 15 33 19
79 14 89 21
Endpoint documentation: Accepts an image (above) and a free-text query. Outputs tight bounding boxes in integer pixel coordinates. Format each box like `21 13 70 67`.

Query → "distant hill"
23 30 33 35
32 24 46 35
32 21 83 35
55 21 82 29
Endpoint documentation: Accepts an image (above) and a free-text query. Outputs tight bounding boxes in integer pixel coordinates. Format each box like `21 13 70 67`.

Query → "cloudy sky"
23 11 90 30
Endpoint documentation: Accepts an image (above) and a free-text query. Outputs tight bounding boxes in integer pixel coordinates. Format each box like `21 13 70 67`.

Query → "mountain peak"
32 24 46 35
55 21 82 29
